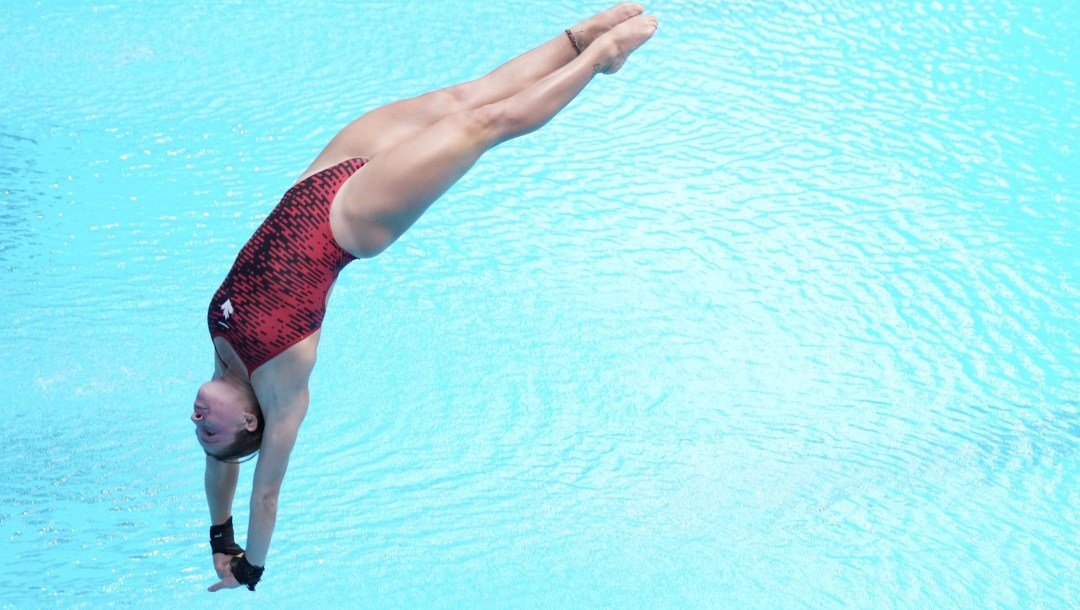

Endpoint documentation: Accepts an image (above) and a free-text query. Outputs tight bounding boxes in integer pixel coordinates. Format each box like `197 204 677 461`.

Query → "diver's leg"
329 15 659 258
302 3 645 176
433 2 645 111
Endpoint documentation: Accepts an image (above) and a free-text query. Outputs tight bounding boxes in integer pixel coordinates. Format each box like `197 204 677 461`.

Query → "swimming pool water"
1 0 1077 608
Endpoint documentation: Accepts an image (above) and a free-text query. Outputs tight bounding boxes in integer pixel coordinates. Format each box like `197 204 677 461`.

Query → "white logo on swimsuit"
218 299 235 329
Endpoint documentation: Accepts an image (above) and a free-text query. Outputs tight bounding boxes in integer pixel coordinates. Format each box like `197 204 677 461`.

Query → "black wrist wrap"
209 516 245 556
230 554 265 591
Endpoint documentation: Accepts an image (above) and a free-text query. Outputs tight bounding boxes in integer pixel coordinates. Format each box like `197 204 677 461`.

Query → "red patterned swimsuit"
208 158 367 375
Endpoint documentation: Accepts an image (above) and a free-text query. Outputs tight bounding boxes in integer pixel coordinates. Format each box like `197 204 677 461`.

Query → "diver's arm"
206 351 238 524
208 337 316 592
204 454 242 588
205 385 308 593
204 456 239 525
244 387 309 567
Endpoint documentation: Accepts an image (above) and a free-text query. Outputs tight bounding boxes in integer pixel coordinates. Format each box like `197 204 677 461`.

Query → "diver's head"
191 379 264 462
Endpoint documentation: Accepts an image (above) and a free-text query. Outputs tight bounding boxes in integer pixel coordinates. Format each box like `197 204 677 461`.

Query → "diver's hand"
207 515 245 591
212 552 234 579
207 559 242 592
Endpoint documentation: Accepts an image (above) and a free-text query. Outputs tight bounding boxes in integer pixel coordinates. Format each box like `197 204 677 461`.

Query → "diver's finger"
207 578 228 592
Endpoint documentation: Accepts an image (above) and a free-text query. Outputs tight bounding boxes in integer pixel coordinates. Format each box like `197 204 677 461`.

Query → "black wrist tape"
230 554 265 591
209 516 245 556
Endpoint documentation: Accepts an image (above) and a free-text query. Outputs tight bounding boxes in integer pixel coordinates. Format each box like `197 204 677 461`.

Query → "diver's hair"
209 400 265 464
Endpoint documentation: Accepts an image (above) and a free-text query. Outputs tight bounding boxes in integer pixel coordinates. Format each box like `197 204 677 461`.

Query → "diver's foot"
591 14 658 75
566 3 645 52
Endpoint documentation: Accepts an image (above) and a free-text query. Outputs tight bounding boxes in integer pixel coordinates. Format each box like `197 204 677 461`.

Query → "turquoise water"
1 0 1077 608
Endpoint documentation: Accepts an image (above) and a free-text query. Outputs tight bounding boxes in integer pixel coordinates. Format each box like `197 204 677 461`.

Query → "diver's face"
191 381 249 454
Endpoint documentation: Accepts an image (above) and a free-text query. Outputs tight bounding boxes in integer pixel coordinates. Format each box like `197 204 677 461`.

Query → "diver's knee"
437 84 473 113
460 103 524 145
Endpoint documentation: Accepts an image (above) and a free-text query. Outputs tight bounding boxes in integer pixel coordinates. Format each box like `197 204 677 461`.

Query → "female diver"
192 4 657 592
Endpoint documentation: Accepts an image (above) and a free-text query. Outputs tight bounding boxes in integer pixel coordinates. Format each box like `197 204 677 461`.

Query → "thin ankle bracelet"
565 29 583 55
